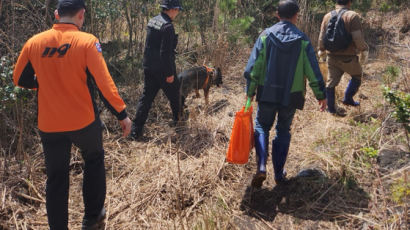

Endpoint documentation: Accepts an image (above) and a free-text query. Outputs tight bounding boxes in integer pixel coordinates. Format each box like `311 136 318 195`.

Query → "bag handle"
245 97 252 112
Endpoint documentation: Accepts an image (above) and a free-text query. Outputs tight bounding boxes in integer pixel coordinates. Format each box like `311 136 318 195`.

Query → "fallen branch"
20 178 45 203
15 192 45 204
381 165 410 180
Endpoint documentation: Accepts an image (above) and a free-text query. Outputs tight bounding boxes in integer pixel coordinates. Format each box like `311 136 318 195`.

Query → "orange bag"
226 103 254 164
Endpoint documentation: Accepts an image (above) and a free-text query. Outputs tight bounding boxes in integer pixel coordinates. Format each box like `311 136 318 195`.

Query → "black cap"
57 0 86 11
160 0 183 10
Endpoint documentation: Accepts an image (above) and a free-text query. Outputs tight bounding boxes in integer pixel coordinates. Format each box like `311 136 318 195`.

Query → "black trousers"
39 119 106 230
134 70 181 129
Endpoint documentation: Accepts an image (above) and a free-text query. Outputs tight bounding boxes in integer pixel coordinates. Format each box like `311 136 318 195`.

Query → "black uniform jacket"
143 12 178 79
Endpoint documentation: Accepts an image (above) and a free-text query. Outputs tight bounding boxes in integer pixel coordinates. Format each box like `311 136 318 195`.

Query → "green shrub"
352 0 372 12
0 56 35 111
360 147 379 158
0 56 18 111
391 178 410 205
382 66 400 86
227 16 255 44
383 87 410 132
379 2 392 12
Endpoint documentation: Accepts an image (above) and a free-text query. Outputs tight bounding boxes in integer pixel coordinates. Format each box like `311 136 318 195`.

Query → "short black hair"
58 7 83 17
277 0 300 19
57 0 85 17
336 0 352 5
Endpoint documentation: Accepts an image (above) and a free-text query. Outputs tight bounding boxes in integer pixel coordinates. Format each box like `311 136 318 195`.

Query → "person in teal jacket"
244 0 327 187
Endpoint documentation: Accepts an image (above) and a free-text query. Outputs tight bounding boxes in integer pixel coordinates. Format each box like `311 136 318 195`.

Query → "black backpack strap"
336 8 349 33
337 8 348 18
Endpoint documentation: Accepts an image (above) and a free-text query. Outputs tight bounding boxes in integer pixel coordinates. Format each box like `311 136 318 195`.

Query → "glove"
318 50 327 62
359 50 368 65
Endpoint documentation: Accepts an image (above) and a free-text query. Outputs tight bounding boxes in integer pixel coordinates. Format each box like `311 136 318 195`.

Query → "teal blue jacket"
244 21 326 109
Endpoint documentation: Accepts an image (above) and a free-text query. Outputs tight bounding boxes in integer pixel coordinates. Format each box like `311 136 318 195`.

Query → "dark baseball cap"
160 0 183 10
57 0 86 11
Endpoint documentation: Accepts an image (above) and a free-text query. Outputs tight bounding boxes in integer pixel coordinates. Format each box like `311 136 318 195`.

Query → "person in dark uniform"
131 0 182 139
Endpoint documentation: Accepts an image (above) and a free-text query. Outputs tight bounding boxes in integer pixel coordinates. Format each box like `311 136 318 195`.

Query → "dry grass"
1 9 409 230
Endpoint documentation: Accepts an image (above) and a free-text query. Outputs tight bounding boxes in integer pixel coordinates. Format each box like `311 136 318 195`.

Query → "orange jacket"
13 23 127 132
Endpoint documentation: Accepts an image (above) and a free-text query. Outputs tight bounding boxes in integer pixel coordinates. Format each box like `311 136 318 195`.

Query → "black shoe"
82 208 106 230
130 125 143 140
327 108 346 117
169 120 186 129
274 171 289 186
251 172 267 188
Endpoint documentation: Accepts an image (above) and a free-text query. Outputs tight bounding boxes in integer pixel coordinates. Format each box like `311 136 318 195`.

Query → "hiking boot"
326 87 347 117
342 78 361 106
251 172 267 188
342 99 360 106
272 140 290 185
82 208 106 230
254 132 268 175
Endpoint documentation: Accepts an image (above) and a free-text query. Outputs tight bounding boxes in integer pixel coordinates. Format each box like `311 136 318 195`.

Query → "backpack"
323 9 352 52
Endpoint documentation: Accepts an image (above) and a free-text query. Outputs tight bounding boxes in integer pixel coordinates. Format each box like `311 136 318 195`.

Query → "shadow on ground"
240 169 370 223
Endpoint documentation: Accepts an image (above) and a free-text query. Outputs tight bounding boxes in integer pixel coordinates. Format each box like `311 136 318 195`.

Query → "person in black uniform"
131 0 182 139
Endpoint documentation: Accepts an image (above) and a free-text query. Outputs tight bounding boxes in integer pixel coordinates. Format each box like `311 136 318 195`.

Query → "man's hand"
246 95 255 101
318 99 327 112
166 75 174 83
359 50 369 65
119 117 132 137
318 50 327 62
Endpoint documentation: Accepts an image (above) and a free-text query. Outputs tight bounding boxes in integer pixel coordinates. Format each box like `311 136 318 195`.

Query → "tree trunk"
11 0 14 51
199 25 208 50
123 2 132 57
213 0 220 33
89 0 94 34
45 0 51 25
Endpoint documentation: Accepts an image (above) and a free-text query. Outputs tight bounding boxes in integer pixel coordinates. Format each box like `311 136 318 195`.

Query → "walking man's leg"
252 102 277 187
272 106 296 184
326 57 345 116
70 120 106 229
133 71 161 138
342 55 363 106
343 75 362 106
162 77 181 123
40 132 72 230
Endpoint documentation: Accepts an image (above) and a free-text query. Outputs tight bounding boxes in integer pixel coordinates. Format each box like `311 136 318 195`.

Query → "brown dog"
178 65 223 107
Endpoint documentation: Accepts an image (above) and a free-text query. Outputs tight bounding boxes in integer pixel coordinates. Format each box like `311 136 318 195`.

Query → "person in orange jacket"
13 0 131 229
